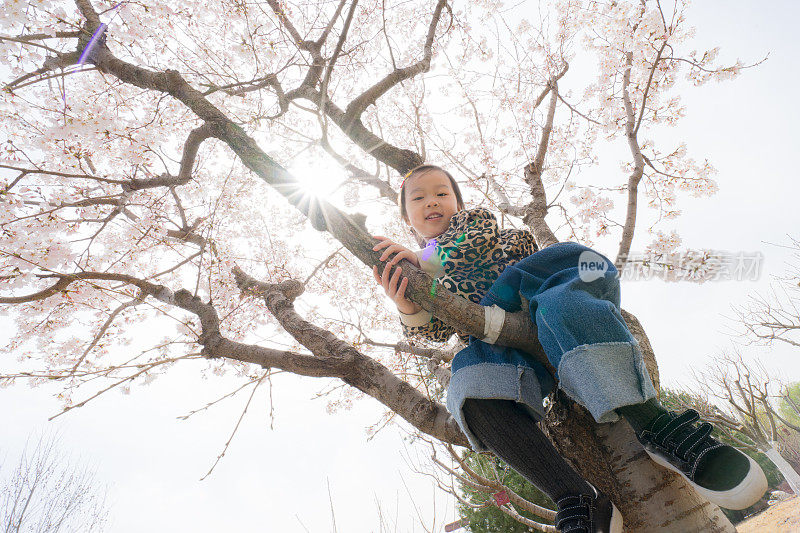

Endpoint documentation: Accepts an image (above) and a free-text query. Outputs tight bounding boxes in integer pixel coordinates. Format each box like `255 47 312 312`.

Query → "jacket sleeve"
398 308 456 343
499 227 538 262
397 245 456 342
397 208 499 343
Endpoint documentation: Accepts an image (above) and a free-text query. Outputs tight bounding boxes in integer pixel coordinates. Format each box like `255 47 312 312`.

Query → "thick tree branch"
303 86 423 173
127 123 215 190
3 51 81 92
0 31 82 43
522 76 562 249
343 0 448 124
232 266 468 445
616 51 645 269
633 41 668 136
0 164 129 187
1 267 468 445
320 0 358 108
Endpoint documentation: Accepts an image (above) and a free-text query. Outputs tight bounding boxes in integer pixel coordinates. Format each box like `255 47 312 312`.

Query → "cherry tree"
0 0 760 530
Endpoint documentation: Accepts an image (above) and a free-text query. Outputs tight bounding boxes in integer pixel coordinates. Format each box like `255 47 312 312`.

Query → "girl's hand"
372 236 422 315
372 236 420 269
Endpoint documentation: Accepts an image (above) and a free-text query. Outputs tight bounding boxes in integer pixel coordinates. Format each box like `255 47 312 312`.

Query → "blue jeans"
447 242 657 452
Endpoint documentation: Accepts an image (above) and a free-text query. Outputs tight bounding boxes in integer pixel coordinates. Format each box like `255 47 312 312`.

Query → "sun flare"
288 162 346 199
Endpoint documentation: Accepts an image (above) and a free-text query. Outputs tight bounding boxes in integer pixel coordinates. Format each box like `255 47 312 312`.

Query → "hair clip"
400 169 415 189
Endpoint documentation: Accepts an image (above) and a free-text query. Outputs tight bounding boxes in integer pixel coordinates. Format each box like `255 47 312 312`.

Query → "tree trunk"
765 443 800 495
540 312 735 532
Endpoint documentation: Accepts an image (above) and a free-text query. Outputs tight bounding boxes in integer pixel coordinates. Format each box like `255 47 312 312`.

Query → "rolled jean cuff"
557 341 657 424
446 363 547 452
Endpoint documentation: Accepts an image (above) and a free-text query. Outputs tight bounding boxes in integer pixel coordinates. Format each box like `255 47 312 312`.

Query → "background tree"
729 236 800 350
685 351 800 495
455 452 554 533
779 382 800 427
0 0 764 530
777 383 800 477
0 433 109 533
715 237 800 494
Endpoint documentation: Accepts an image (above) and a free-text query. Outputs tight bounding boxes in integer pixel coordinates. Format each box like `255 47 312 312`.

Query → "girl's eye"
412 196 423 201
437 192 448 196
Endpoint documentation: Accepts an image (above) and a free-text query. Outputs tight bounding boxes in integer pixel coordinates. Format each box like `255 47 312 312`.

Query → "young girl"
372 165 767 533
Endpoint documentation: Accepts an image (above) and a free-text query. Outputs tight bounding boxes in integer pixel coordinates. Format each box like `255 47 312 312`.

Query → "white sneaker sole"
609 503 624 533
645 448 767 510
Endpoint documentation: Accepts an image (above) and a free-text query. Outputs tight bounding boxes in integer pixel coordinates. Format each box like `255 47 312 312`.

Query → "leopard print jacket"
399 208 538 343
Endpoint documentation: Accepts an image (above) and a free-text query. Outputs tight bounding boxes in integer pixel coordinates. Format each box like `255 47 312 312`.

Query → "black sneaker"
639 409 767 510
555 485 623 533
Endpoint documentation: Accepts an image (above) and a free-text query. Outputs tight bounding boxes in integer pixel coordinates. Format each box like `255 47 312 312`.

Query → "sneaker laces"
640 409 722 480
555 494 594 533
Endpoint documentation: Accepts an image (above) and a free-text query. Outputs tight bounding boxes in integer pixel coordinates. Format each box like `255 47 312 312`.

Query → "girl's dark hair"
398 164 465 247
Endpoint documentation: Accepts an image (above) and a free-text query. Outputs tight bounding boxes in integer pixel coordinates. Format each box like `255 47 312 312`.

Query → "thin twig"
200 372 267 480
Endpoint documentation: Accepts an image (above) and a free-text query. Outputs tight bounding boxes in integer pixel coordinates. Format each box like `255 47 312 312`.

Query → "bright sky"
2 1 799 532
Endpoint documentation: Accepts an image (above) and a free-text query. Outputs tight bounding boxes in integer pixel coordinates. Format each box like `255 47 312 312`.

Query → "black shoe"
639 409 767 510
555 485 623 533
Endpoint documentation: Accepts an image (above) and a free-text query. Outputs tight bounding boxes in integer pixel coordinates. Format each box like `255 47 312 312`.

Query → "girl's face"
404 170 460 240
